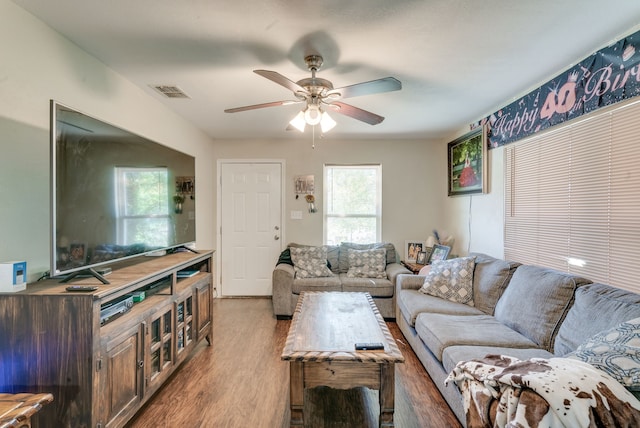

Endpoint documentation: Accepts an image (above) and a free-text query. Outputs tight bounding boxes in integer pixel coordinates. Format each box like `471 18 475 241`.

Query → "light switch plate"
290 210 303 220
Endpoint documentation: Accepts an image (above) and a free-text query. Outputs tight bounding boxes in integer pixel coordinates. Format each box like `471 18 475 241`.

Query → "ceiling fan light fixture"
289 111 306 132
320 111 336 133
304 104 322 125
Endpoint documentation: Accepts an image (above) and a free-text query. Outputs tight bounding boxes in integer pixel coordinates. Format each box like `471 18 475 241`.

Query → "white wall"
212 137 446 261
441 145 505 258
0 1 215 281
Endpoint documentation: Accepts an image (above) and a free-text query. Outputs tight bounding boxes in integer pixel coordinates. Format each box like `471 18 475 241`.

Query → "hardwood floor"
126 298 462 428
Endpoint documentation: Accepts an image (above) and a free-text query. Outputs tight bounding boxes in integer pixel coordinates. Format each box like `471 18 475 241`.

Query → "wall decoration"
448 127 487 196
476 29 640 149
405 240 425 263
294 175 315 195
305 194 317 213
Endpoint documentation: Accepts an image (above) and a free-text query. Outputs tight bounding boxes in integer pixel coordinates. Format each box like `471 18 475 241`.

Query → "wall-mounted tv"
50 101 196 282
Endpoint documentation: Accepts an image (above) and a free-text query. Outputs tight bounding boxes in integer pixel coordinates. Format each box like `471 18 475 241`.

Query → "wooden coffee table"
281 291 404 427
0 393 53 428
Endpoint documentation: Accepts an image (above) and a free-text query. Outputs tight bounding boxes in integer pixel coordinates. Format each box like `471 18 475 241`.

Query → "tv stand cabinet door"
100 322 144 428
195 279 212 341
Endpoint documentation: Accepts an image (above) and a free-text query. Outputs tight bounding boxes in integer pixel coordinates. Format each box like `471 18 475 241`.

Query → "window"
505 98 640 293
324 164 381 245
115 167 170 247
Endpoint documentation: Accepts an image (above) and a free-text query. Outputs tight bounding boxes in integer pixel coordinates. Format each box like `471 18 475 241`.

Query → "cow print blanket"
445 354 640 428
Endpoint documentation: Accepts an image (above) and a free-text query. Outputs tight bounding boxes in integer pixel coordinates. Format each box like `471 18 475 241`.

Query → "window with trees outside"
115 167 170 247
324 164 382 245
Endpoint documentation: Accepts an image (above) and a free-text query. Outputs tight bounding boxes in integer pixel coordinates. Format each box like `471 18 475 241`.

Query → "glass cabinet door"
147 304 173 389
176 295 194 356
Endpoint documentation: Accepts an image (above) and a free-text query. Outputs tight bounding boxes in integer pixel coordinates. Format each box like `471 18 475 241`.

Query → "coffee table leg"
289 361 304 426
379 363 395 427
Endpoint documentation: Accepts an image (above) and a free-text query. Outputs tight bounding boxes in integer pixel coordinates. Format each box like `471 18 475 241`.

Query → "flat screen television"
50 101 196 282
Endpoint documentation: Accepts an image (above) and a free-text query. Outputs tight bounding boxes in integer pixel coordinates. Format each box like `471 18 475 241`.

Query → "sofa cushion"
290 246 333 278
346 248 387 278
291 276 342 294
397 289 484 326
338 242 397 273
340 274 394 297
414 313 538 361
554 283 640 355
442 345 554 374
493 265 591 352
289 243 340 274
419 256 476 305
469 252 521 315
567 317 640 391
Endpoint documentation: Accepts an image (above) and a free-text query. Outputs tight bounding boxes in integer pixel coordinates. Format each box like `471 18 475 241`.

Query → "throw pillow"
346 248 387 278
338 242 396 273
290 246 333 278
419 256 476 305
567 316 640 391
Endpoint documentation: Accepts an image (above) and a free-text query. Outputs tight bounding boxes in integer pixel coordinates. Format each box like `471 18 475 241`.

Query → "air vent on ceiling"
151 84 190 99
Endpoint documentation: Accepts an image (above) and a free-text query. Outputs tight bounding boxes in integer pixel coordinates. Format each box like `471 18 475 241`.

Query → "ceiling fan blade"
224 100 301 113
254 70 309 95
328 77 401 99
328 101 385 125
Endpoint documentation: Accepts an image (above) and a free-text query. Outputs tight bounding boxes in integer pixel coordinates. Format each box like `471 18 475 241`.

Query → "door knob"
274 235 280 240
274 226 280 230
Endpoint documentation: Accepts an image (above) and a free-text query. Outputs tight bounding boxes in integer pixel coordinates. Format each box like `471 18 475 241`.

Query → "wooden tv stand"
0 250 215 428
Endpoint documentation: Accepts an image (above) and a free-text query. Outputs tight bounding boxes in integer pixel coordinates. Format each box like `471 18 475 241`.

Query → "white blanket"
445 354 640 428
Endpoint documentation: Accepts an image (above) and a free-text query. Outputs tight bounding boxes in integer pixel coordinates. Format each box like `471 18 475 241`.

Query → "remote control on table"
65 285 98 292
355 342 384 351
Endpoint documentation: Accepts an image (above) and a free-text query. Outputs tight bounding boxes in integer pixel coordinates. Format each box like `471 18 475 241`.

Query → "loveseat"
396 252 640 426
272 242 410 319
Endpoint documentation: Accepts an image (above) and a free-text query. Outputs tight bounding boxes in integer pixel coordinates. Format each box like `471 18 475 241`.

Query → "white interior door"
220 162 283 296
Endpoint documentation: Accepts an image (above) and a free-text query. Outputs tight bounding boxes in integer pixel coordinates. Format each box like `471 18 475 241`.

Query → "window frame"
323 164 382 245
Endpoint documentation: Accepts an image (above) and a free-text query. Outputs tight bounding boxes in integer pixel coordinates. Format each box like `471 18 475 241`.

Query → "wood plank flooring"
126 298 462 428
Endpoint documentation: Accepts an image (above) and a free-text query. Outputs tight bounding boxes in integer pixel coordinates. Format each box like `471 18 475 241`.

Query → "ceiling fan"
224 54 401 133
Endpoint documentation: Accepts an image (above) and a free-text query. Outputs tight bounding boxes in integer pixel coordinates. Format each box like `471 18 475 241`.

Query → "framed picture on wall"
448 126 488 196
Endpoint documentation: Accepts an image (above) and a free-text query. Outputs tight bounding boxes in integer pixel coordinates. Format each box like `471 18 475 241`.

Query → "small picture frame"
405 240 425 263
427 244 451 264
416 251 427 265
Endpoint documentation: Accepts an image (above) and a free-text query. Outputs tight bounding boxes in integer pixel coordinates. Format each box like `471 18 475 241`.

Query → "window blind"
505 98 640 293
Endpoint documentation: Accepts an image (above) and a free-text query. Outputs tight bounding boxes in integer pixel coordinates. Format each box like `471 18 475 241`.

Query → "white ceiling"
12 0 640 141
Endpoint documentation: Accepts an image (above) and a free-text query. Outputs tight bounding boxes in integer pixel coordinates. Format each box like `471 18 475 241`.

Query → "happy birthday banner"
476 29 640 149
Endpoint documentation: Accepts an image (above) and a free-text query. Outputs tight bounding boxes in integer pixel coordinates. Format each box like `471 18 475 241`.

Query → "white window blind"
505 98 640 293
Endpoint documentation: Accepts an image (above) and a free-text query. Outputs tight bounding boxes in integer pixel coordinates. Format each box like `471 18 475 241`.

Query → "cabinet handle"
138 360 144 368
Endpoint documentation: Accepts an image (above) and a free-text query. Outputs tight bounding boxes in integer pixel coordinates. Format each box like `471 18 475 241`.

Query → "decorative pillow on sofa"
567 316 640 391
346 248 387 278
288 243 339 273
338 242 396 273
419 256 476 305
290 246 333 278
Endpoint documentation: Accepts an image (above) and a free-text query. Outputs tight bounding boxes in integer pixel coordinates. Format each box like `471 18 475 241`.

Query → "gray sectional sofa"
396 252 640 425
272 242 410 319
